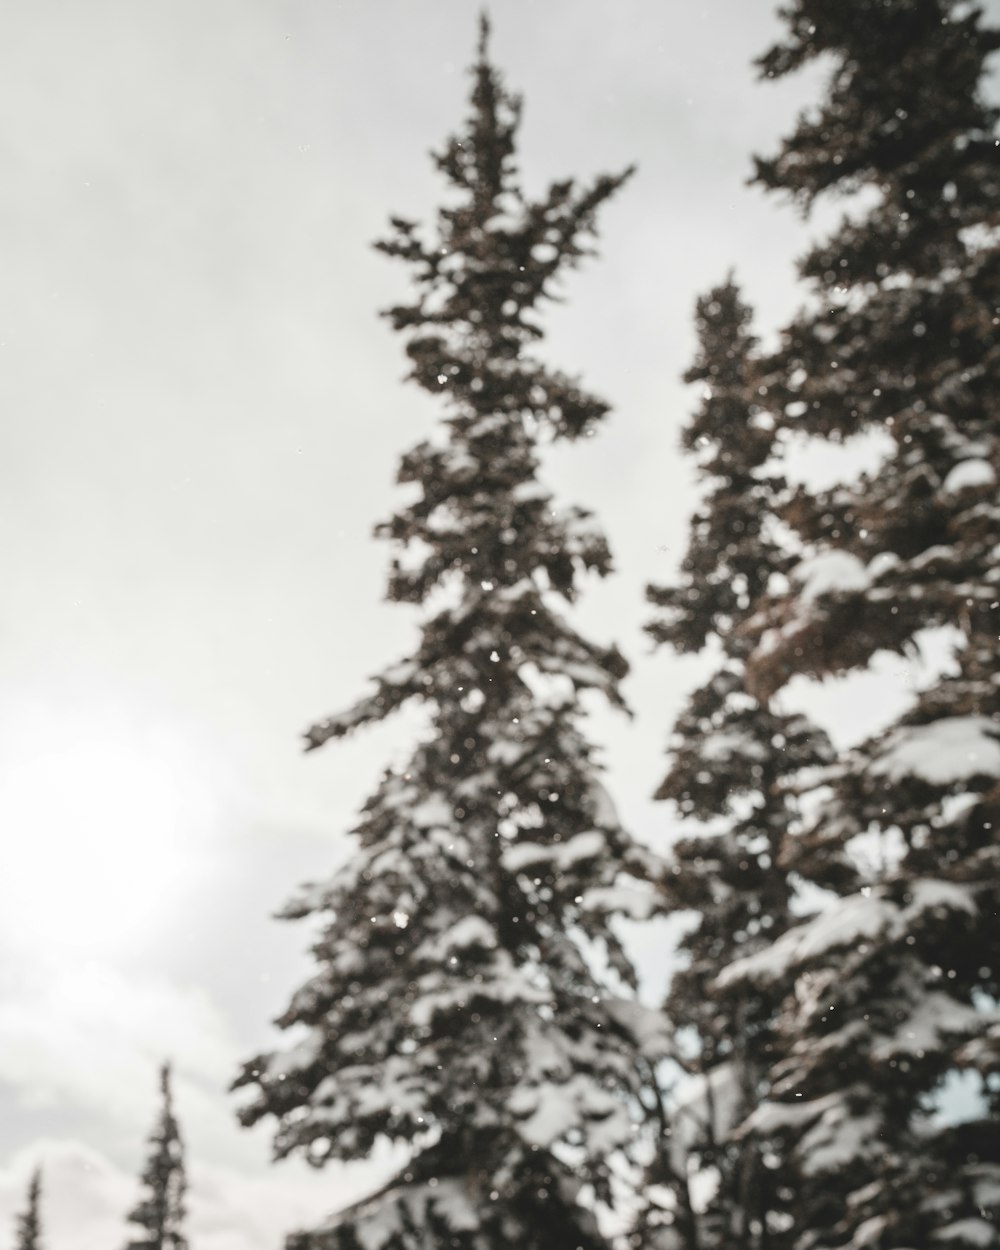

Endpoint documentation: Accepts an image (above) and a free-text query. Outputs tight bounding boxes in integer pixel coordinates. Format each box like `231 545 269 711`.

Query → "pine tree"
14 1169 42 1250
125 1064 188 1250
716 3 1000 1247
645 279 832 1250
234 19 668 1250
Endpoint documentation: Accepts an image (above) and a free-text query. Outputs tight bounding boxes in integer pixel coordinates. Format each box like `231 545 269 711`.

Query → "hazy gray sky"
1 1 977 1246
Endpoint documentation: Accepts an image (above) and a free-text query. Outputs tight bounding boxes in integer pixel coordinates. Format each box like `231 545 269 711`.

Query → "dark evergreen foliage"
645 279 832 1249
235 19 667 1250
14 1170 42 1250
124 1064 188 1250
715 3 1000 1248
648 279 784 657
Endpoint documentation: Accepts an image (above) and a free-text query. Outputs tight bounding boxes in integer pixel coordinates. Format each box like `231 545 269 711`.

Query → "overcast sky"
4 2 991 1247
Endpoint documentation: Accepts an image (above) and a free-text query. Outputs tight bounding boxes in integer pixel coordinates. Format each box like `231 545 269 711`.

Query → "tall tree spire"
645 277 832 1249
124 1063 188 1250
235 19 667 1250
14 1169 43 1250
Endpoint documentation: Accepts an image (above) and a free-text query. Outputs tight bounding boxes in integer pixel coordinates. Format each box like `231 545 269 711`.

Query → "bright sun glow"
0 698 225 959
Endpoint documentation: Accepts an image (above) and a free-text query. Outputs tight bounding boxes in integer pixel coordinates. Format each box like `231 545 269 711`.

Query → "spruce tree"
14 1170 42 1250
125 1064 188 1250
716 3 1000 1247
645 279 832 1250
234 19 667 1250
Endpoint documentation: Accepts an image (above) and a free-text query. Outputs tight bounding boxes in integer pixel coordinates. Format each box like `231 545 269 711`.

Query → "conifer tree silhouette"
717 3 1000 1245
646 278 831 1249
124 1064 187 1250
14 1169 43 1250
235 17 668 1250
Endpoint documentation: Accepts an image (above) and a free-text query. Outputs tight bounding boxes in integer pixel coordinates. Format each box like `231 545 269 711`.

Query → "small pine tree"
717 2 1000 1247
645 279 832 1250
235 17 667 1250
14 1170 42 1250
124 1064 188 1250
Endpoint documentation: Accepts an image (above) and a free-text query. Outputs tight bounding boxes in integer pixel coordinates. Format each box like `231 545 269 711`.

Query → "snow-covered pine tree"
234 19 668 1250
645 279 832 1250
14 1169 42 1250
716 2 1000 1247
124 1064 188 1250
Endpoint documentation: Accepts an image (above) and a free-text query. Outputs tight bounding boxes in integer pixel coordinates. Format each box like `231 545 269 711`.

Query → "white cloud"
188 1154 399 1250
0 958 401 1249
0 1138 392 1250
0 960 237 1151
0 1141 134 1250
